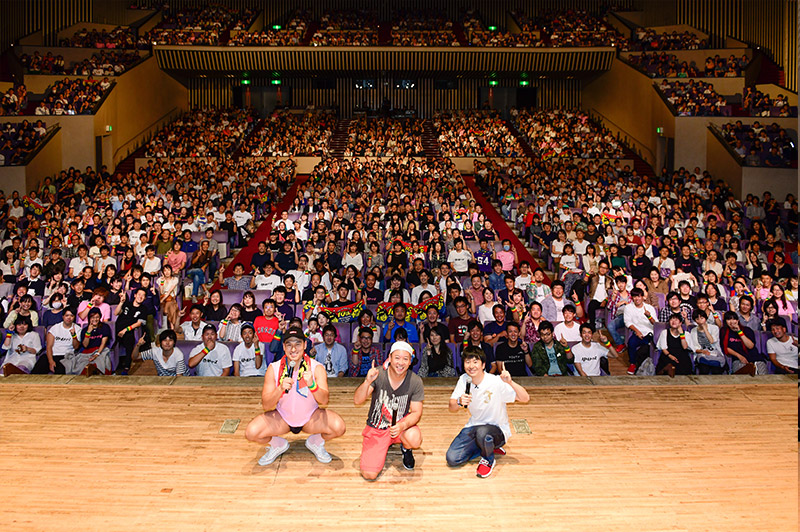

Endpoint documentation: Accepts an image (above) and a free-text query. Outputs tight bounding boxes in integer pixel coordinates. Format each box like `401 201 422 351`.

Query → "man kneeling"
354 341 423 480
245 327 345 465
446 346 530 478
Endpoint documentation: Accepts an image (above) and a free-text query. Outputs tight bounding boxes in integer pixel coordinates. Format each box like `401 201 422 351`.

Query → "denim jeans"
606 313 625 345
627 333 653 367
446 424 506 466
186 268 206 296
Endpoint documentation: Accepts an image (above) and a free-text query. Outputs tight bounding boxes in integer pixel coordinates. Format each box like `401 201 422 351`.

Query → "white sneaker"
305 438 332 464
257 440 290 466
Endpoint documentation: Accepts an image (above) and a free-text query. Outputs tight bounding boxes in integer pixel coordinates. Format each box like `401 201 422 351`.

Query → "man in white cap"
445 346 529 478
245 327 346 466
354 340 424 480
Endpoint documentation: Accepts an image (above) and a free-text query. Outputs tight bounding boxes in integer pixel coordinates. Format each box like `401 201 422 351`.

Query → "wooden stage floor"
0 375 796 532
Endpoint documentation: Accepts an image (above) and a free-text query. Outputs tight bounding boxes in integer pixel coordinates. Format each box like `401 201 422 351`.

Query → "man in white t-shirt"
623 287 658 375
572 323 616 377
766 317 799 374
447 239 472 274
252 261 282 292
233 323 266 377
187 325 232 376
233 204 253 229
446 346 530 478
514 261 533 292
553 304 582 343
180 307 207 341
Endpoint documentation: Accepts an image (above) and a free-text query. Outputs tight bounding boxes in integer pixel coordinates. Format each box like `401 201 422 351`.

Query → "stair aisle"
505 119 536 158
421 120 443 159
329 118 350 157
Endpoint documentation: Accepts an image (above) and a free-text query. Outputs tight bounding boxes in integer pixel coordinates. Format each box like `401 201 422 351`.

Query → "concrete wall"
674 115 797 171
582 58 677 167
0 127 62 194
706 128 744 198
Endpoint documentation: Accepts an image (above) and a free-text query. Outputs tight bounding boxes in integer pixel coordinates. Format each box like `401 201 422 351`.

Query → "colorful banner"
23 195 46 216
304 300 363 323
376 293 445 323
398 239 428 254
601 212 620 225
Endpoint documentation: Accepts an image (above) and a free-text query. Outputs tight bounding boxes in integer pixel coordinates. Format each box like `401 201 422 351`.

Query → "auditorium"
0 0 796 529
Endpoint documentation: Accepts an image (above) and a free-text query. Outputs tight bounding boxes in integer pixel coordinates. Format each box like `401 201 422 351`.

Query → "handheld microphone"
464 376 472 408
391 407 398 426
284 361 296 394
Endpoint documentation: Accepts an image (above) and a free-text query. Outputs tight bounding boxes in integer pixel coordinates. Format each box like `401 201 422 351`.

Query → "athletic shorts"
360 425 402 473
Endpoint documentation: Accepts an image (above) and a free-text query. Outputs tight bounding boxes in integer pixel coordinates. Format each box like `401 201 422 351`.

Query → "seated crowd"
391 10 458 47
0 120 47 166
475 131 797 377
343 117 425 157
32 77 112 116
510 108 625 159
628 52 748 78
718 121 797 168
243 110 334 157
658 79 730 116
0 85 28 116
143 107 258 158
0 146 295 377
140 5 258 46
59 26 137 49
742 86 797 117
20 50 142 77
433 110 524 157
630 29 708 51
227 10 311 46
543 9 628 48
310 10 379 46
462 10 543 47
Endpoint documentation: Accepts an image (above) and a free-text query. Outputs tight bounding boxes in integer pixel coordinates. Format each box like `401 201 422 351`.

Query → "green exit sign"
656 126 664 134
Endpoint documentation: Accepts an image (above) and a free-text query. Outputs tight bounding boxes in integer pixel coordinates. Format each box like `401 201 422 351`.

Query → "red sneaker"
476 457 495 478
494 447 506 456
627 363 637 375
615 344 626 354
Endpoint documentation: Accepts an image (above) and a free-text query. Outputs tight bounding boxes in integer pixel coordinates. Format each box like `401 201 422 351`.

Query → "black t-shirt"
495 340 529 377
202 304 228 322
115 301 147 331
421 321 450 344
275 251 297 272
241 308 263 323
363 287 383 305
366 368 425 430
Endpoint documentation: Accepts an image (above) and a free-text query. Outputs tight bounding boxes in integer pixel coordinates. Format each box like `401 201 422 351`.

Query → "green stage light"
271 79 282 85
488 26 497 31
272 24 282 30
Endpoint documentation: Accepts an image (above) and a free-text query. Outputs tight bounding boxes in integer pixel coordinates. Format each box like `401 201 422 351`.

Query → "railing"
586 107 656 163
13 123 60 166
651 82 679 115
707 123 745 166
112 105 182 165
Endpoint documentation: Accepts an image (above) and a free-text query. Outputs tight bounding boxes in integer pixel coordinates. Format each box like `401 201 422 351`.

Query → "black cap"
282 327 306 343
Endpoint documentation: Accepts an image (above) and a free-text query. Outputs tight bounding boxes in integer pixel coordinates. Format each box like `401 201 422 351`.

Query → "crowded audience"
433 110 524 156
511 109 625 159
59 26 137 49
32 78 113 116
0 85 28 116
742 86 798 117
343 117 425 156
628 52 748 78
21 50 143 77
310 10 379 46
657 79 731 116
143 107 258 158
140 5 258 46
0 120 47 166
228 10 311 46
717 121 797 167
630 29 708 51
243 110 335 157
542 9 629 48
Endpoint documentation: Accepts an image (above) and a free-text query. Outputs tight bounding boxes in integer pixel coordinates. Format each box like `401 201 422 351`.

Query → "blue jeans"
606 313 625 345
186 268 206 296
627 333 653 367
446 425 506 466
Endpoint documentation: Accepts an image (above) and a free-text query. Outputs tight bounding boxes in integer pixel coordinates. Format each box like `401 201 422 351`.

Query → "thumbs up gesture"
366 359 379 384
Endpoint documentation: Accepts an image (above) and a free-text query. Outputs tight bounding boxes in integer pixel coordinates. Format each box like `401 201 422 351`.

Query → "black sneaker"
400 446 415 470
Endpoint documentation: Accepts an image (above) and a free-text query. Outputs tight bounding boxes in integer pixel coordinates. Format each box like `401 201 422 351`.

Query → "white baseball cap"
389 341 414 357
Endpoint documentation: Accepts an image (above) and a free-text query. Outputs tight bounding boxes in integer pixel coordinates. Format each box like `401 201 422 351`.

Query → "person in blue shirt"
382 302 419 343
473 239 495 275
488 260 506 293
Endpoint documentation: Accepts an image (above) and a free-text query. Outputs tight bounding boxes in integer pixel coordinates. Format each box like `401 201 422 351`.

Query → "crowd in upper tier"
628 52 748 78
0 120 47 166
433 110 524 157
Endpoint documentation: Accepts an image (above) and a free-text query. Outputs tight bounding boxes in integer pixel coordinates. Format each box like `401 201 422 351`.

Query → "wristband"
70 330 77 339
308 380 319 392
254 342 261 356
125 325 132 332
200 346 211 356
564 346 571 353
87 302 94 309
220 319 229 326
736 329 744 336
679 333 685 339
601 339 611 348
273 331 281 341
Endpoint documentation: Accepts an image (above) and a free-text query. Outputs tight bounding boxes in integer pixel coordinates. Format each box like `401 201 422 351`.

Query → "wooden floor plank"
0 382 795 531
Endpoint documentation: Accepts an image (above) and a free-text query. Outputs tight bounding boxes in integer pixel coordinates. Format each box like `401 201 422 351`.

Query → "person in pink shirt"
496 239 518 272
165 241 187 275
245 327 346 466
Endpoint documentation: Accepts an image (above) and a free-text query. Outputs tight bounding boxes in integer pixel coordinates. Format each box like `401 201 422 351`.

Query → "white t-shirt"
767 337 798 369
253 274 282 292
623 303 658 336
142 256 162 275
572 342 607 376
450 372 517 441
48 322 78 358
140 346 186 376
592 276 608 302
448 249 472 273
180 321 207 341
95 255 116 275
69 256 93 277
286 269 310 293
233 210 252 228
553 321 582 343
411 284 438 305
232 341 267 377
190 343 232 376
514 274 532 291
